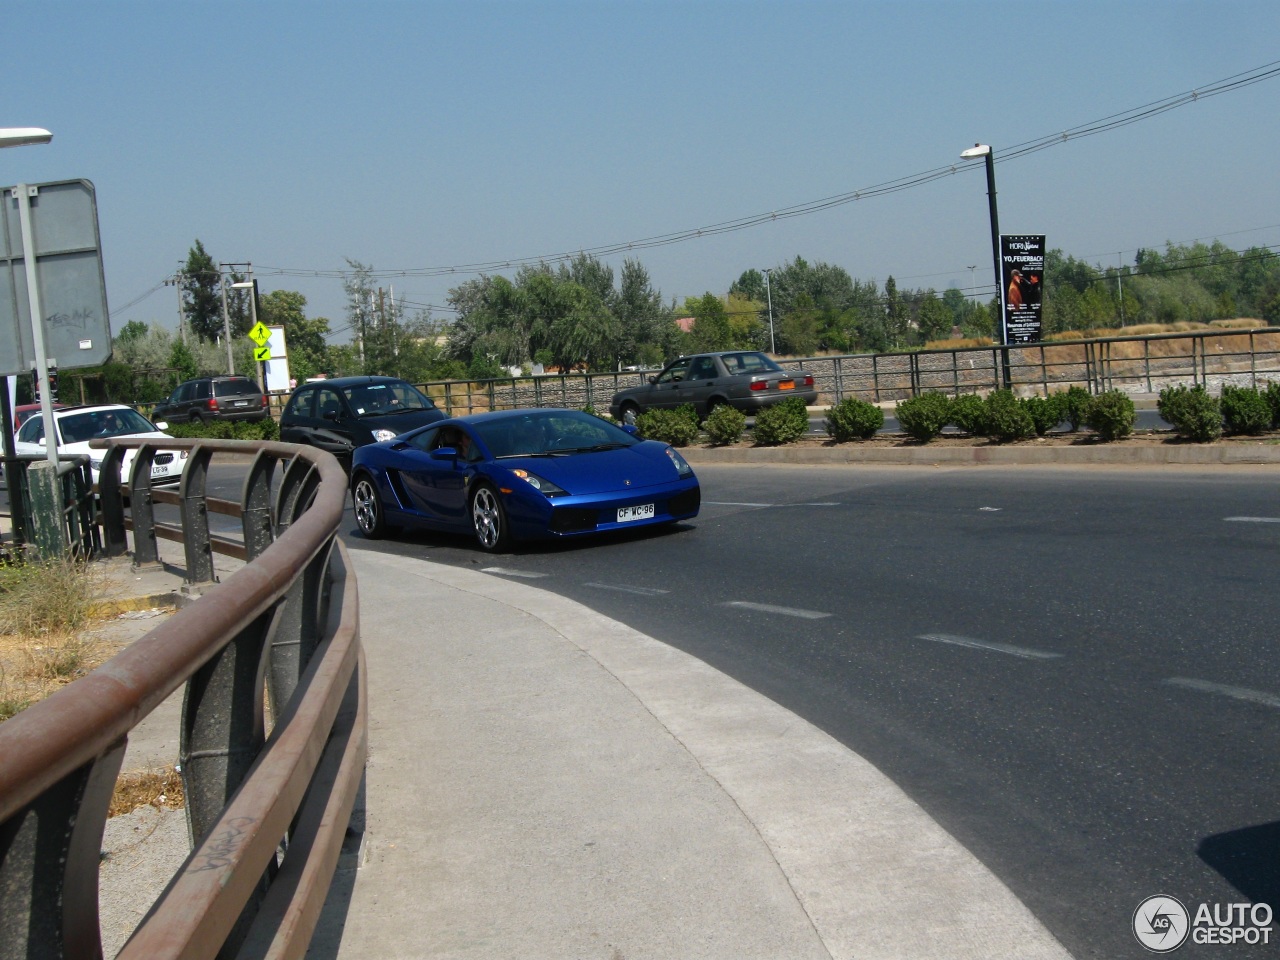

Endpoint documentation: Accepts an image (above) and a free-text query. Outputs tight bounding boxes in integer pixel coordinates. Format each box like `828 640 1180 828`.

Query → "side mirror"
648 375 658 384
430 446 458 461
620 424 638 436
154 421 169 431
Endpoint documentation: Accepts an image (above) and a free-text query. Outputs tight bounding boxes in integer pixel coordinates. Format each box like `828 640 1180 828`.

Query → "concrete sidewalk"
304 549 1070 959
92 522 1074 958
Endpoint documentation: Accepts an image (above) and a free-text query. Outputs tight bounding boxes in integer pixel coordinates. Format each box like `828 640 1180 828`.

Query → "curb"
681 441 1280 467
89 593 181 620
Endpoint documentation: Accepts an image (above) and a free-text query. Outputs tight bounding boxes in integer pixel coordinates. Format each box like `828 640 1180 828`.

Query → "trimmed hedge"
985 389 1035 442
752 397 810 446
950 394 987 436
1023 394 1064 437
163 418 280 442
1220 385 1271 435
634 409 698 446
1061 386 1092 432
1085 390 1136 441
703 404 746 445
1158 385 1222 442
824 397 884 442
895 392 952 442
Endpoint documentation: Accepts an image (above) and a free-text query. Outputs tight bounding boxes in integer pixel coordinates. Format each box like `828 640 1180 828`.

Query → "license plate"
778 379 795 390
150 465 167 477
234 400 249 406
617 503 654 523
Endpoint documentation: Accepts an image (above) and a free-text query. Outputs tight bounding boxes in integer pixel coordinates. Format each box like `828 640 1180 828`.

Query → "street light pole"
761 268 775 354
960 143 1009 387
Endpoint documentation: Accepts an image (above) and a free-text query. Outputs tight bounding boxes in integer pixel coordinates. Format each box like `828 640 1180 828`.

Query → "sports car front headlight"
371 429 397 442
511 469 567 497
665 446 694 478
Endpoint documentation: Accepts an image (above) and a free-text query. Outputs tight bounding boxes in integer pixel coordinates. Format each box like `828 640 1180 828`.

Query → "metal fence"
0 439 364 960
411 328 1280 416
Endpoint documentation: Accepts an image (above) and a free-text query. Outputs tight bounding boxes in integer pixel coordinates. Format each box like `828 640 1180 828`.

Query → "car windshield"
57 408 159 444
473 411 638 458
342 381 435 417
720 352 784 375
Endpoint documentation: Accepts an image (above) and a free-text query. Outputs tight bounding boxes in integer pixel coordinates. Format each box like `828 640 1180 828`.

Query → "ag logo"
1134 895 1190 953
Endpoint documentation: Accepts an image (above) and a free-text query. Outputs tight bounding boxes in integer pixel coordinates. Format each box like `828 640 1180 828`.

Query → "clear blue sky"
7 0 1280 341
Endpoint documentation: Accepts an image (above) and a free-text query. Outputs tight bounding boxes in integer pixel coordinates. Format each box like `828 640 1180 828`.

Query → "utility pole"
219 272 234 374
175 269 187 343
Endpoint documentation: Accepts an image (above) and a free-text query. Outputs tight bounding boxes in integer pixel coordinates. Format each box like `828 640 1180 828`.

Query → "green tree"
259 289 331 382
685 293 732 352
916 291 952 344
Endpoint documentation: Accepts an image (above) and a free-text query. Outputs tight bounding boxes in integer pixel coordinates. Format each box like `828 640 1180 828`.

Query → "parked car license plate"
778 379 795 390
617 503 655 523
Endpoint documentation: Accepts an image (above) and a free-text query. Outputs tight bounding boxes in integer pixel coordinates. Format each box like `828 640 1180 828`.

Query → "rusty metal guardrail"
0 439 365 960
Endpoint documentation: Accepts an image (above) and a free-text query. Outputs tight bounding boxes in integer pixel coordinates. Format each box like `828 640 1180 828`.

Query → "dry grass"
0 559 104 722
109 766 185 817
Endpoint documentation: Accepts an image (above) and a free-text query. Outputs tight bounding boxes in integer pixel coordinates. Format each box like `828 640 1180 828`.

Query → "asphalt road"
342 462 1280 959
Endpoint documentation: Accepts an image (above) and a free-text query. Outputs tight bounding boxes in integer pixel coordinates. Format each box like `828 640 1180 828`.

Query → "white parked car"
14 404 187 486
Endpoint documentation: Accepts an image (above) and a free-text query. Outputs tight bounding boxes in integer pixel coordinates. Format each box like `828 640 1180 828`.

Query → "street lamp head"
230 281 254 289
960 143 991 159
0 127 53 148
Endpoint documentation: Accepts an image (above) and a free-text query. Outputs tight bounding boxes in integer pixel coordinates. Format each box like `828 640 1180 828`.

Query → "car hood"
496 442 688 496
359 409 446 433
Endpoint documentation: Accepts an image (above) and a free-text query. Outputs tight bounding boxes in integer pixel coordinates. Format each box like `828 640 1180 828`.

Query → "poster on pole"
1000 235 1044 344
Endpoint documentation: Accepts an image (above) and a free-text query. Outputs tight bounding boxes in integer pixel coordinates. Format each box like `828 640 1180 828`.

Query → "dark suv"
279 376 445 469
153 376 268 423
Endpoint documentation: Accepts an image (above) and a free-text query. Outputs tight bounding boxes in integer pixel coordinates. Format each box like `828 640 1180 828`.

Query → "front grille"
668 487 700 516
153 453 174 465
550 508 599 533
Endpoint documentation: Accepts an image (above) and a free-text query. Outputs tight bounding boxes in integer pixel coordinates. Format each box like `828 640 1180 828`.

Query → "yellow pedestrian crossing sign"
254 345 272 362
248 322 271 346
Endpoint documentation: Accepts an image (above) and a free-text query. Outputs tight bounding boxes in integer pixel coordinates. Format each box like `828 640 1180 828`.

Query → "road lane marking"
721 601 832 620
585 582 669 596
704 501 840 508
915 633 1063 660
1224 517 1280 523
1164 677 1280 709
481 567 548 579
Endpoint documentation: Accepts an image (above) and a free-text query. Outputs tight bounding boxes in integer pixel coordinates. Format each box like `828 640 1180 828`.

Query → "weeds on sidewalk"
109 767 185 817
0 558 102 721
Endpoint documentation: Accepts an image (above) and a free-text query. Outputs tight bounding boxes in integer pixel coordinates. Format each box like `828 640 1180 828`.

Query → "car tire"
190 411 203 424
620 401 641 421
470 483 511 553
352 474 386 539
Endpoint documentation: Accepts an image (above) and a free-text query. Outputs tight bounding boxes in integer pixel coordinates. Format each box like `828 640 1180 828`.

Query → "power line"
254 58 1280 283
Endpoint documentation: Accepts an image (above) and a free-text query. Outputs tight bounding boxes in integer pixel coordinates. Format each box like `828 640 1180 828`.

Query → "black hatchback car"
279 376 446 469
153 376 268 423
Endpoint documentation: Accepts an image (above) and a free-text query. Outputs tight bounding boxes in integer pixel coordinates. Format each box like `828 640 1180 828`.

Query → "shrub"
983 390 1036 442
950 394 987 436
1085 390 1136 441
1158 385 1222 442
825 397 884 442
1061 386 1092 432
752 397 810 446
674 403 701 431
895 392 952 442
164 418 280 442
1220 385 1271 435
1264 381 1280 428
1023 394 1064 437
634 409 699 447
703 404 746 445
